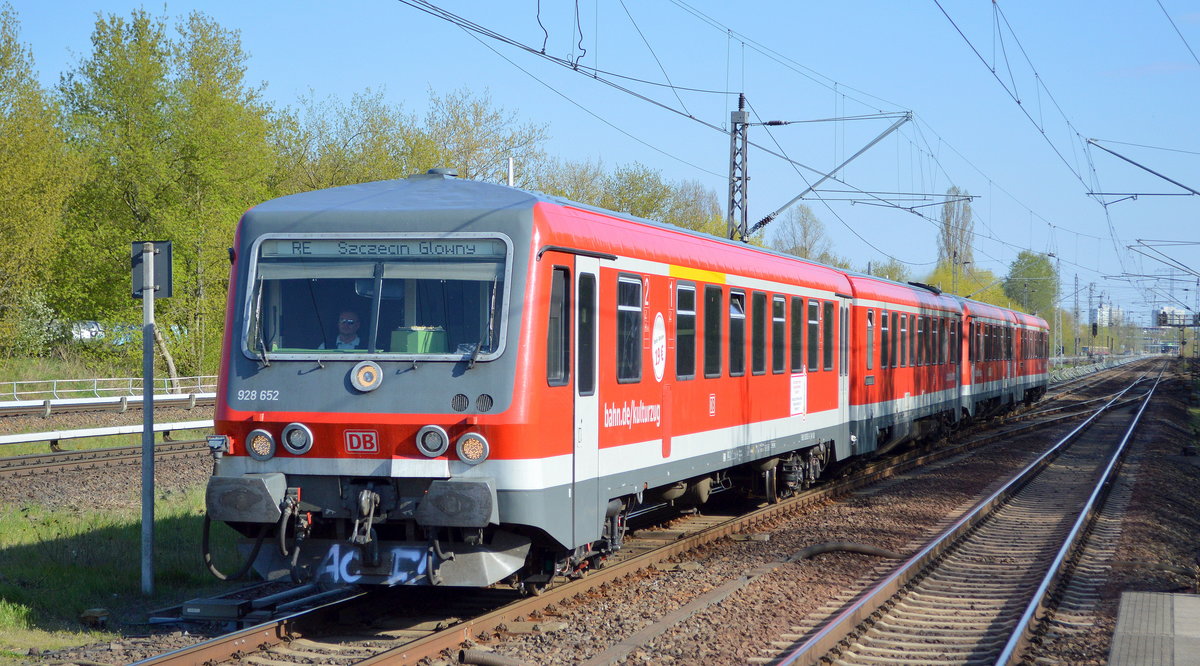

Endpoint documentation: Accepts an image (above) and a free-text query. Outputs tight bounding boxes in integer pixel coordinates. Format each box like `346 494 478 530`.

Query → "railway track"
766 362 1163 665
133 362 1159 666
0 440 209 478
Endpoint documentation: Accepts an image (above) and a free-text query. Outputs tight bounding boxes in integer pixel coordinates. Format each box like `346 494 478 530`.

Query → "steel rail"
131 590 369 666
0 440 209 478
996 364 1165 664
773 364 1151 666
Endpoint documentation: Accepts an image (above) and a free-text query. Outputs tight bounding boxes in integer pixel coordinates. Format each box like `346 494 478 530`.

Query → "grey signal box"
131 241 173 298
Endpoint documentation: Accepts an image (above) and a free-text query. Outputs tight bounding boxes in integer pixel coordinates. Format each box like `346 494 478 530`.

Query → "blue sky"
12 1 1200 325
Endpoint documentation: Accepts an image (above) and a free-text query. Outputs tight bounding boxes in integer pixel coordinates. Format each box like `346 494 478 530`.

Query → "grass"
0 484 242 658
0 356 131 387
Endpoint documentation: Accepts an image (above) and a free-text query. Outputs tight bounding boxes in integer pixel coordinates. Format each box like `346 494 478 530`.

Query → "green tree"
272 89 421 192
420 87 549 186
869 257 912 283
1003 250 1058 315
55 9 276 376
535 156 608 205
599 162 674 220
925 262 1009 306
0 4 82 355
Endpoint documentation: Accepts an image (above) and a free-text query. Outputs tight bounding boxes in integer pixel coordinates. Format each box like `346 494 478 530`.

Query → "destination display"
261 238 506 259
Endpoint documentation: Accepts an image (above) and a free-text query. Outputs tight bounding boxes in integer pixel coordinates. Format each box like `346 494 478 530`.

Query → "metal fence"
0 375 218 401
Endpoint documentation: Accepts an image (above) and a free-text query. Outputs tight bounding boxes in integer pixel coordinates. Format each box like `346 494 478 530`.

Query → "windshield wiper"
467 339 482 370
253 275 271 367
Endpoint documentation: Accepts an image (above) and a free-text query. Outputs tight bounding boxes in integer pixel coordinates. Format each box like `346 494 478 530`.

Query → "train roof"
239 173 1046 330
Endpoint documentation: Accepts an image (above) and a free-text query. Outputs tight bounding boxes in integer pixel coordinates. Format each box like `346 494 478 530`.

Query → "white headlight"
416 425 450 457
281 423 313 455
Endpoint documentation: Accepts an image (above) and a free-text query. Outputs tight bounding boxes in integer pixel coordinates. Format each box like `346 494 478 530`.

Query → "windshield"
244 236 509 359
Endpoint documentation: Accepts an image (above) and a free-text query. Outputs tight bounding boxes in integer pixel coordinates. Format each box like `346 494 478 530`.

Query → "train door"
837 298 851 452
573 257 601 545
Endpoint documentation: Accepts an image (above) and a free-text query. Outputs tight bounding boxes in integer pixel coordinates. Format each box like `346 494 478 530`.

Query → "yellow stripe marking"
670 265 726 284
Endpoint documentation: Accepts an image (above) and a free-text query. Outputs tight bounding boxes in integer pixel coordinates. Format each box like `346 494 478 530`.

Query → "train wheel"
519 581 546 597
764 466 779 504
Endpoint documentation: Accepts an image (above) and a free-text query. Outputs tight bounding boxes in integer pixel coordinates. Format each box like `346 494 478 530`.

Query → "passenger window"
791 297 804 372
751 292 767 375
578 273 596 395
704 286 722 378
729 292 746 377
822 300 834 371
880 311 889 369
676 284 696 380
807 300 820 371
916 316 925 366
546 267 569 386
900 314 908 367
617 276 642 383
772 296 786 374
866 310 874 371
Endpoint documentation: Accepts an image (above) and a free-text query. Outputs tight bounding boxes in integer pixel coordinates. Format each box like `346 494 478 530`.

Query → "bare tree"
769 204 831 260
938 186 973 266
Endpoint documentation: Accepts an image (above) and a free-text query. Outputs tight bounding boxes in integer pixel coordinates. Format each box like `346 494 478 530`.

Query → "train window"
546 267 570 386
916 316 925 366
880 311 890 368
676 284 696 380
899 314 908 367
866 310 875 371
930 316 938 365
617 275 642 383
246 235 508 359
751 292 767 375
822 300 834 371
931 317 939 365
578 273 596 395
938 317 946 365
704 286 722 378
791 297 804 373
729 292 746 377
772 296 786 374
902 314 912 367
950 320 958 364
807 299 820 371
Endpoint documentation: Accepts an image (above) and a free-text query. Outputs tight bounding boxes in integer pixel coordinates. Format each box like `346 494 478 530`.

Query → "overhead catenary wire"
399 0 1151 310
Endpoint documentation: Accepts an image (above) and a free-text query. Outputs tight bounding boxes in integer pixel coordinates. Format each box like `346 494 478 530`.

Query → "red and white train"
204 170 1049 589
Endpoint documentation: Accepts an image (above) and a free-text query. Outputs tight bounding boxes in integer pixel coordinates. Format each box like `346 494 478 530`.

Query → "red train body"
204 172 1048 588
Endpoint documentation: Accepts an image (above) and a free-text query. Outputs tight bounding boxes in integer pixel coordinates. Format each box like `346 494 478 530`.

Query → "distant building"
1091 303 1124 328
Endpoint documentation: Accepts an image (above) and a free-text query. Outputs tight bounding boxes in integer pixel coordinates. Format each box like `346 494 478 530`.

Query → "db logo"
344 430 379 454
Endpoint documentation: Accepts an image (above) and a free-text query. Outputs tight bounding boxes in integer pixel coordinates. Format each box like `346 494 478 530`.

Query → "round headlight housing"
246 428 276 461
456 432 490 465
281 423 314 455
351 360 383 392
416 425 450 457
